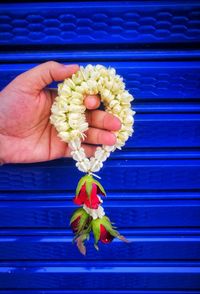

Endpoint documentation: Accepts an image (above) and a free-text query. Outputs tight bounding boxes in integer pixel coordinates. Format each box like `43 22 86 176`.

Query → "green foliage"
93 179 106 196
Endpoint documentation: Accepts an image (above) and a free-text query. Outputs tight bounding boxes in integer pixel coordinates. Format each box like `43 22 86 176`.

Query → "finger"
86 109 121 131
15 61 79 94
84 95 101 110
83 127 116 146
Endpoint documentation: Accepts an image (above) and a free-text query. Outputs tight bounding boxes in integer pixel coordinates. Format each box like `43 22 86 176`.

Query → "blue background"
0 1 200 292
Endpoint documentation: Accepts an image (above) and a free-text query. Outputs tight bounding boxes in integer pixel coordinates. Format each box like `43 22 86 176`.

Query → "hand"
0 61 121 164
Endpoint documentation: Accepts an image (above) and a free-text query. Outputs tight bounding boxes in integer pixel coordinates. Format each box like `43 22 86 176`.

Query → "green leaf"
74 223 92 241
101 215 129 243
117 234 129 243
75 174 93 196
93 179 106 196
75 178 86 196
91 219 101 244
86 180 93 198
77 213 91 234
69 207 86 225
101 217 114 232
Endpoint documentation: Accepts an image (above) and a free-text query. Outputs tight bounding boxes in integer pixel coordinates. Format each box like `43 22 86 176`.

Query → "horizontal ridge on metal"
1 50 200 62
0 2 200 45
1 62 200 99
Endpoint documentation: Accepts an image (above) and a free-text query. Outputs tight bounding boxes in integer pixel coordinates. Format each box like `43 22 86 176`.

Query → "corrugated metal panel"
0 1 200 292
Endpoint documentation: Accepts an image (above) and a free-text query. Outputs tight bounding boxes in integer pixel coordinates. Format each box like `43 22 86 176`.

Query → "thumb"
15 61 79 94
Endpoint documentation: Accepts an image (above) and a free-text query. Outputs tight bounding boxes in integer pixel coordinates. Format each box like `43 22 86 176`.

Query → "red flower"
71 215 81 233
73 175 106 209
70 207 92 235
91 216 127 250
100 224 114 244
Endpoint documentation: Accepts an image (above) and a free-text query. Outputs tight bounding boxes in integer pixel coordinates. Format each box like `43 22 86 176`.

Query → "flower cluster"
70 174 127 254
50 64 135 173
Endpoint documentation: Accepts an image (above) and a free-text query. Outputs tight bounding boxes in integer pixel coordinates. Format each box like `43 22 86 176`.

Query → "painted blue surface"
0 2 200 44
1 62 200 99
0 1 200 292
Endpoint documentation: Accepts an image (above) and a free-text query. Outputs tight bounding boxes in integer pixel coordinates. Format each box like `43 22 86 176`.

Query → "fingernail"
89 96 97 108
113 117 121 130
63 64 80 71
85 95 100 109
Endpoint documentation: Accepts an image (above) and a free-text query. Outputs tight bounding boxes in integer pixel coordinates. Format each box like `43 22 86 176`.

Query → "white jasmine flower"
71 150 85 161
83 204 105 219
103 145 116 152
68 139 81 150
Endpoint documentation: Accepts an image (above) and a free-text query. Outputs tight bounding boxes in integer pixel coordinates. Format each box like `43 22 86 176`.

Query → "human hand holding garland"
0 61 121 164
50 64 135 254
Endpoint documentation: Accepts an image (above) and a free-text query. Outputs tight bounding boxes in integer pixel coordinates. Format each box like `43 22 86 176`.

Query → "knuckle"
97 130 102 144
102 112 108 129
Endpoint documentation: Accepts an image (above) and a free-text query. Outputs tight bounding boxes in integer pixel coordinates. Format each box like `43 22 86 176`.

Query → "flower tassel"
70 174 128 255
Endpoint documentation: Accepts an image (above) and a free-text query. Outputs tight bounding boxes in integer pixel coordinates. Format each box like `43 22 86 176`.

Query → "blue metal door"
0 1 200 292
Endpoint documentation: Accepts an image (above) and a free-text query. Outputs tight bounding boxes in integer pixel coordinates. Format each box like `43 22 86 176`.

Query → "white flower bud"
94 147 110 162
70 130 82 140
109 100 118 108
90 158 103 172
124 115 134 124
72 91 83 100
68 120 79 129
85 64 94 72
72 72 84 84
82 158 90 170
113 104 122 113
71 149 85 161
60 84 72 96
65 78 76 90
68 139 81 150
68 113 81 121
79 122 88 132
69 104 86 113
57 121 69 132
58 131 70 142
75 162 86 172
76 158 90 172
118 131 129 142
83 204 105 219
108 67 116 76
101 89 111 99
102 145 116 152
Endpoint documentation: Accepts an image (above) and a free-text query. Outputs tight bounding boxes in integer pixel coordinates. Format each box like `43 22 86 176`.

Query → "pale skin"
0 61 121 164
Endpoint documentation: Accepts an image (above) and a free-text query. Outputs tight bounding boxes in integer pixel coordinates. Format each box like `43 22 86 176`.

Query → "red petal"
100 224 114 244
71 216 81 233
84 183 101 209
73 183 87 206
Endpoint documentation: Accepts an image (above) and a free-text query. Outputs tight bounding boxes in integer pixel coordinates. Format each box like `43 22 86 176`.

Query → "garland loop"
50 64 135 173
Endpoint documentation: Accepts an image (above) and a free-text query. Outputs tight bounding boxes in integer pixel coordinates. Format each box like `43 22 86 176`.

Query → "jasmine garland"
50 64 135 254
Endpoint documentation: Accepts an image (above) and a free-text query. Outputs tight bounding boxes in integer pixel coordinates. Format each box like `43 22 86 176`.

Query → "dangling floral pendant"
70 174 128 255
